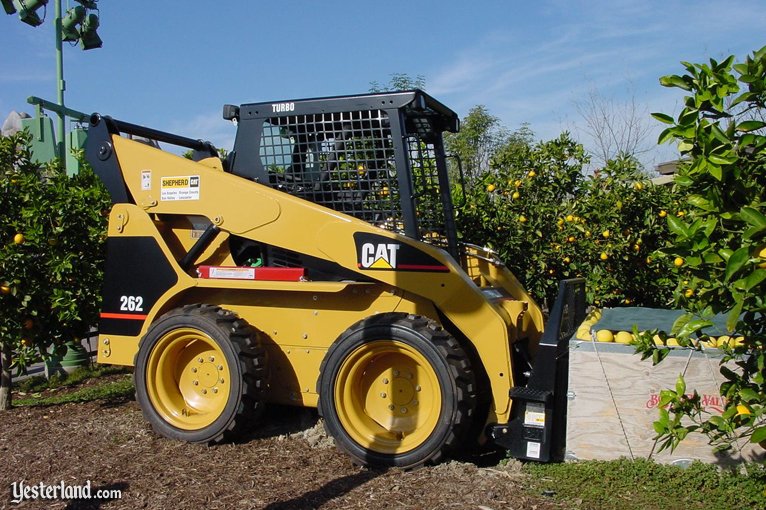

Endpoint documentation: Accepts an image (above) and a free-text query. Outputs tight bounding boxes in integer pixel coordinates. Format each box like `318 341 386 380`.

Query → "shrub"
0 131 110 409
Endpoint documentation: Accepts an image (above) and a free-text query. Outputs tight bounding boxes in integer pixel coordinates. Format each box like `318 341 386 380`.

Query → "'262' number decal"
119 295 144 312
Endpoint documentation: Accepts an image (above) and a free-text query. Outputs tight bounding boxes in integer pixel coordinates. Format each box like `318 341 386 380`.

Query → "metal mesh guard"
257 108 448 247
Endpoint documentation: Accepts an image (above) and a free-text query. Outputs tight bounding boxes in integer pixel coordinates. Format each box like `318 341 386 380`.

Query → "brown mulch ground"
0 375 561 510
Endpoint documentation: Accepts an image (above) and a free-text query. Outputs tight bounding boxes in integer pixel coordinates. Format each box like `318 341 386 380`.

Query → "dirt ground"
0 374 561 510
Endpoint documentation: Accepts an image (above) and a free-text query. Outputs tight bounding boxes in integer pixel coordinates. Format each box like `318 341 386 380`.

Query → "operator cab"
223 90 461 259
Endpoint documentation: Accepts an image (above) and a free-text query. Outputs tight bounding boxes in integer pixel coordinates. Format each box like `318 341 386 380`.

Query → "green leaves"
666 215 690 239
752 426 766 444
659 74 691 90
736 120 766 132
651 112 674 124
740 206 766 230
1 132 109 375
646 45 766 455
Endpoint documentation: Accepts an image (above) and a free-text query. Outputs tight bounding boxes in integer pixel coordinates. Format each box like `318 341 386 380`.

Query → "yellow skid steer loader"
85 90 585 468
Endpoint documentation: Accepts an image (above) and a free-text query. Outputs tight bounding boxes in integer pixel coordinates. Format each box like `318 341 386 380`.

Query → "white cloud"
425 1 763 171
167 111 237 153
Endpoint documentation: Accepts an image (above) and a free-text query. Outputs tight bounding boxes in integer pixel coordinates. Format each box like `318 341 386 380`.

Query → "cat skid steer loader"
86 90 585 468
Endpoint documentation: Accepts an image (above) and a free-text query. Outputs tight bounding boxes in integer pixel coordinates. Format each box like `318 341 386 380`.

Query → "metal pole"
54 0 66 169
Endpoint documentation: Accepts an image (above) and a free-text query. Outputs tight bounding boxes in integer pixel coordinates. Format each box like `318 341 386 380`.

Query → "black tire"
318 312 476 468
134 304 265 443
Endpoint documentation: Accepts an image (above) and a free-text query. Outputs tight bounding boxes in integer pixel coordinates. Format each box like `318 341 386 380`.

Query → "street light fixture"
3 0 49 27
79 12 101 49
60 5 84 41
1 1 16 15
3 0 102 169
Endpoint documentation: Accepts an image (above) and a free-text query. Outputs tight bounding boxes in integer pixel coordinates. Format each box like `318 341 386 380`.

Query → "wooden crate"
565 340 766 465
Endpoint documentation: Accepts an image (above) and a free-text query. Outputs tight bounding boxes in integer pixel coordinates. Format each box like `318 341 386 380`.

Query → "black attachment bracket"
490 278 586 462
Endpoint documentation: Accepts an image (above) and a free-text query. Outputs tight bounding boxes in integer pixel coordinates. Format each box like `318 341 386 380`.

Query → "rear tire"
134 304 265 443
318 313 476 468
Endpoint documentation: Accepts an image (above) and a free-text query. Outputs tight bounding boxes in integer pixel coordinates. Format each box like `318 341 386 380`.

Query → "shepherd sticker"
353 232 449 272
160 175 200 201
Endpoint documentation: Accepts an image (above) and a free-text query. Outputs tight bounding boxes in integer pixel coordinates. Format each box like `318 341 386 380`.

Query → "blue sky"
1 1 763 170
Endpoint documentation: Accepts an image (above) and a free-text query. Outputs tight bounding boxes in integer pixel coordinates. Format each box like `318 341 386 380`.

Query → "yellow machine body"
97 136 544 425
87 91 584 467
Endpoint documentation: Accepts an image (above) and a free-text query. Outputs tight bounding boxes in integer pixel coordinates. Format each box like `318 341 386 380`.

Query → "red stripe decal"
100 312 148 321
357 263 448 271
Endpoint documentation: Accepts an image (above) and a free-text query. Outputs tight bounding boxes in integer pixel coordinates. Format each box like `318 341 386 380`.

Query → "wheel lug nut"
201 389 207 395
198 357 204 363
219 378 225 384
212 388 218 394
412 400 418 406
209 356 215 362
382 378 389 384
191 367 197 373
192 380 199 386
400 407 407 414
218 365 223 371
393 370 400 377
388 404 395 411
380 392 387 398
415 385 421 392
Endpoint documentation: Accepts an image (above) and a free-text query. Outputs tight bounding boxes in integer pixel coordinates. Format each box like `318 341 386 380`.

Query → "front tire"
318 313 476 468
134 304 265 443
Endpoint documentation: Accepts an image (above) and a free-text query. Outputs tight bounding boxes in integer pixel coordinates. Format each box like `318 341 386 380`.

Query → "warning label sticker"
524 402 546 428
209 267 255 280
141 169 152 191
160 175 200 201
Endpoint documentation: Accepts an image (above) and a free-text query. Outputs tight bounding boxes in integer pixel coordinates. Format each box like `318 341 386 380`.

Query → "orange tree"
0 132 109 409
454 131 679 310
634 46 766 452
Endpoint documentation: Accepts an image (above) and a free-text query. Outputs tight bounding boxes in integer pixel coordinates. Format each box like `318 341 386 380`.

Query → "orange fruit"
13 233 24 245
602 230 610 239
0 285 10 295
518 215 527 224
674 257 685 267
736 404 751 416
487 184 496 192
600 252 609 261
757 245 766 269
595 330 614 342
527 170 536 178
512 191 520 200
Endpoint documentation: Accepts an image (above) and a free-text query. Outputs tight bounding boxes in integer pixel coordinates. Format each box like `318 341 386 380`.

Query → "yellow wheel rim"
145 328 231 430
334 340 442 455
